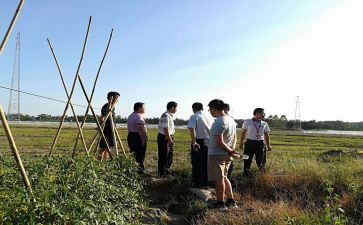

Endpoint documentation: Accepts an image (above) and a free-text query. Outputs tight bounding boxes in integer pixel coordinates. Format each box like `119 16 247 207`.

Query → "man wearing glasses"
239 108 272 176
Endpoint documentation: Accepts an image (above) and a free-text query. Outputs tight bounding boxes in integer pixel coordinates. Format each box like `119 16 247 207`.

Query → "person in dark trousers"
98 91 120 160
157 101 177 177
127 102 147 172
239 108 272 176
187 102 214 188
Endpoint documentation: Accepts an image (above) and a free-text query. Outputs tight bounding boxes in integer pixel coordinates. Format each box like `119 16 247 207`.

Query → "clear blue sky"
1 0 362 122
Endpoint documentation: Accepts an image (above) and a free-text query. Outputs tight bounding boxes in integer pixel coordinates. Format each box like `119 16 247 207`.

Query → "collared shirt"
187 111 214 139
242 118 270 141
208 115 237 156
127 112 146 133
158 111 175 135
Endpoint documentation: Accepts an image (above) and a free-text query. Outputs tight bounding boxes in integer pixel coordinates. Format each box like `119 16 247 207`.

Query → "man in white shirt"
239 108 272 176
187 102 214 188
157 101 178 177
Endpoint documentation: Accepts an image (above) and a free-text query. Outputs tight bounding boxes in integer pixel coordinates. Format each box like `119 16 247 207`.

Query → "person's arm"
215 134 239 157
264 132 272 151
189 128 200 150
232 133 237 149
239 129 247 149
137 124 147 147
163 127 174 147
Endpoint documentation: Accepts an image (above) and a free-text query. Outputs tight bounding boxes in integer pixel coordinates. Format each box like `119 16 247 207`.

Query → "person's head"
192 102 203 113
107 91 120 104
224 103 230 114
253 108 265 120
167 101 178 113
134 102 145 114
208 99 228 118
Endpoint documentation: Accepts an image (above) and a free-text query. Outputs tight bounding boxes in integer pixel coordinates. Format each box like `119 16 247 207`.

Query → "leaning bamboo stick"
0 0 33 196
0 104 33 194
75 72 113 160
110 113 118 156
72 29 114 155
48 17 92 157
88 102 116 150
0 0 24 55
47 39 89 157
114 127 126 155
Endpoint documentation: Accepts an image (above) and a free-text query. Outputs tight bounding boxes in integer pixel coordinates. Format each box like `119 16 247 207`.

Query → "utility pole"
8 32 21 122
294 96 302 130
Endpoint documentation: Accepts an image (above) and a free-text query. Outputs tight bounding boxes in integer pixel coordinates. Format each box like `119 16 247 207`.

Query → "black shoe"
210 201 227 211
225 199 238 208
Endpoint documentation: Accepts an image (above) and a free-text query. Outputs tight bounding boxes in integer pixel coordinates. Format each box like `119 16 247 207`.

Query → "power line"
0 85 100 110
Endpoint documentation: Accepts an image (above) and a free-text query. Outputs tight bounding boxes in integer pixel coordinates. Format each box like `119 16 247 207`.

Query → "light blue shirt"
208 115 237 156
187 111 214 139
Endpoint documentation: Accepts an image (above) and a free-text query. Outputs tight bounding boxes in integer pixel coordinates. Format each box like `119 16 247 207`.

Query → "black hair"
224 103 230 112
253 108 264 115
167 101 178 110
208 99 229 111
134 102 144 111
107 91 120 100
192 102 203 111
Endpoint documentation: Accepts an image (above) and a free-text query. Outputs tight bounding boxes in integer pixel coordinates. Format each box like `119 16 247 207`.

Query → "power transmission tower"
294 96 301 130
8 32 21 122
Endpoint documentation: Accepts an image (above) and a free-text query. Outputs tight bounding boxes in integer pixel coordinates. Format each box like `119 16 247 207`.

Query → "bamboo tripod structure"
47 17 124 160
0 0 33 195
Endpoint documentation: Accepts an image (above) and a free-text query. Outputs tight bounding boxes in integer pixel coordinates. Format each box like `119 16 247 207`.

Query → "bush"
0 156 146 224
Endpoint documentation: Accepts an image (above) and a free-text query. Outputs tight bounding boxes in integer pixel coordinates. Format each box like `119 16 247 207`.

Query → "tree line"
7 113 363 131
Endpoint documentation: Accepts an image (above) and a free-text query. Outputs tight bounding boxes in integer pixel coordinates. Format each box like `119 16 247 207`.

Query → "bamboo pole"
114 127 126 155
49 17 92 157
110 113 118 156
0 0 33 195
0 0 24 55
72 29 114 156
47 39 89 157
88 102 116 150
0 104 33 194
75 73 113 160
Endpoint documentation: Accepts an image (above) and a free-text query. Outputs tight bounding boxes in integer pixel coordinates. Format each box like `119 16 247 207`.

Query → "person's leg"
191 144 200 187
134 134 144 169
255 141 265 172
215 178 225 202
166 136 174 174
197 139 209 187
227 161 234 177
243 140 255 175
157 133 168 176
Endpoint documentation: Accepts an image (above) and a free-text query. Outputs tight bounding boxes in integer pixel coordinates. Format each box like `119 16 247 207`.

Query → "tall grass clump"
0 155 146 224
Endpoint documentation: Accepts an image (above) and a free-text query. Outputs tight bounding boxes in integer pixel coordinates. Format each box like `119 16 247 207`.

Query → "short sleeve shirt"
127 112 146 133
101 103 115 131
187 111 214 139
208 115 237 156
242 119 270 141
158 111 175 135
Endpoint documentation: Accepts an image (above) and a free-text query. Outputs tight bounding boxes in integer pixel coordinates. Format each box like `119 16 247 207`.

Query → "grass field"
1 126 363 224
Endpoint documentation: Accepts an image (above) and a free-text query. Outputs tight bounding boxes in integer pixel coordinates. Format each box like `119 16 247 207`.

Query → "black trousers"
191 139 208 188
127 132 147 169
243 139 266 173
157 133 174 175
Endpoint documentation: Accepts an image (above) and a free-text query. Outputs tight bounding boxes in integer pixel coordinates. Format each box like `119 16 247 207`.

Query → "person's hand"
267 145 272 151
229 150 240 158
192 142 200 151
239 141 245 150
168 139 174 148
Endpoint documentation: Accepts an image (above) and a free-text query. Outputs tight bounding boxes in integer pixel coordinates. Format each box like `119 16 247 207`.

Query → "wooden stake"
0 104 33 194
48 17 92 157
72 29 114 156
114 127 126 155
0 0 24 55
47 39 89 157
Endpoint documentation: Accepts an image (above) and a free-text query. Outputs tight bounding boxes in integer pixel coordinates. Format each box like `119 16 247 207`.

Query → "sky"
0 0 362 122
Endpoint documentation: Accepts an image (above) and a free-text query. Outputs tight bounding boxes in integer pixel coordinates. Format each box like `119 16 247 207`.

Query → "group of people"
98 92 272 210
